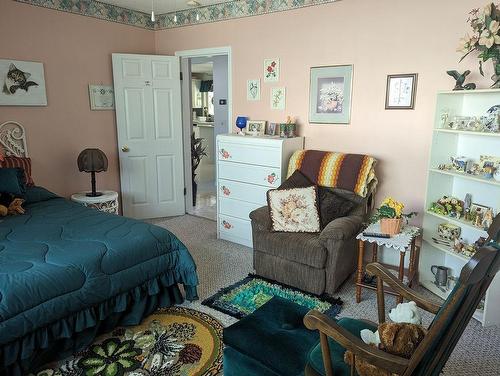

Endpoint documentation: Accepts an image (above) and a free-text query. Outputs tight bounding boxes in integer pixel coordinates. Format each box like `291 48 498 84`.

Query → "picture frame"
385 73 418 110
264 58 280 82
270 87 286 110
247 79 260 101
0 59 47 106
247 120 266 136
265 122 278 136
309 65 353 124
88 84 115 110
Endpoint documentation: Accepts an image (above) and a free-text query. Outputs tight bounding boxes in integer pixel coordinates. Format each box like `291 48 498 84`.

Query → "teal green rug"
202 274 342 319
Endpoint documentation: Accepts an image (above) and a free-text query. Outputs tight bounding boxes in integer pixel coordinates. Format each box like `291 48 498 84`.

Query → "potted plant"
458 2 500 87
371 197 417 236
191 132 207 206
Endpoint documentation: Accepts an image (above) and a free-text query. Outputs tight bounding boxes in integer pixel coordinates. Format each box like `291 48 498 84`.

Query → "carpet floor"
153 215 500 376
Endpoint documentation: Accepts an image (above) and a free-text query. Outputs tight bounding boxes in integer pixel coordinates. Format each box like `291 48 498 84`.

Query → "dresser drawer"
218 161 281 188
217 141 281 167
219 197 262 220
219 214 252 245
218 179 269 205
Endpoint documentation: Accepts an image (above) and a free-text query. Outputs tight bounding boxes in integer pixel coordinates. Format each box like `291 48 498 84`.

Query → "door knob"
121 146 130 152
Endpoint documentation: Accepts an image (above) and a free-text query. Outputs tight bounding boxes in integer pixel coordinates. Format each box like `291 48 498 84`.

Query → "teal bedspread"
0 187 198 374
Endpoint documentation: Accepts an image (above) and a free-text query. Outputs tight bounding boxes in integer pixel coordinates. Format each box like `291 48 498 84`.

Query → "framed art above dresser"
216 134 304 247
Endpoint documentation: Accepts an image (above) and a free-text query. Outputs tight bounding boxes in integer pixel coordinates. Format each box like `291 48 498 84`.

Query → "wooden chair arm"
304 310 409 375
366 262 441 314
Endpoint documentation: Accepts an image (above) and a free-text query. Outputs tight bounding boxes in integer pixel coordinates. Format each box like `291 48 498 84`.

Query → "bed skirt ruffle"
1 270 198 376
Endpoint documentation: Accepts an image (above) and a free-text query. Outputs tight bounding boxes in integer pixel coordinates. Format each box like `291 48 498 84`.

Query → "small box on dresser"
216 134 304 247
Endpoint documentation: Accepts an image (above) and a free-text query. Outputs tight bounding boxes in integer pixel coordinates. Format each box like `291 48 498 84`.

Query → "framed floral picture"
264 58 280 82
270 87 286 110
309 65 353 124
385 73 418 109
247 79 260 101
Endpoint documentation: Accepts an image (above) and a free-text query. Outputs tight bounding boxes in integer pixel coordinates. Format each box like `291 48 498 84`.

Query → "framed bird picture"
0 59 47 106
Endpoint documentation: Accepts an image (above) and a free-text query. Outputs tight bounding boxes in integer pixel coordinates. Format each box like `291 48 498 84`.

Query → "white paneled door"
112 54 184 219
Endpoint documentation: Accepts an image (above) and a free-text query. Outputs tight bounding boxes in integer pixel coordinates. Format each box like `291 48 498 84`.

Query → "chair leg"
320 332 334 376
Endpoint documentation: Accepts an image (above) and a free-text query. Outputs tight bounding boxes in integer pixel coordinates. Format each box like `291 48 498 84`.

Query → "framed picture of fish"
0 59 47 106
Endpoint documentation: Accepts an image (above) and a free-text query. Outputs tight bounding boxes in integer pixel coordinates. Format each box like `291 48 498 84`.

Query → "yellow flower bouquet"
371 197 417 235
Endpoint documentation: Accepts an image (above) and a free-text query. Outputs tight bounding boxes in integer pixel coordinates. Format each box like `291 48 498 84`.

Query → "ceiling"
100 0 233 14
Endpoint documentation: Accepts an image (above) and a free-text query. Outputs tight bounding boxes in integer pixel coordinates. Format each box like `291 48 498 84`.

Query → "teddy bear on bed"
344 301 427 376
0 192 25 216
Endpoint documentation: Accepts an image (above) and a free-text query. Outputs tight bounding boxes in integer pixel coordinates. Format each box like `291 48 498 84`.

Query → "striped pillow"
0 156 34 186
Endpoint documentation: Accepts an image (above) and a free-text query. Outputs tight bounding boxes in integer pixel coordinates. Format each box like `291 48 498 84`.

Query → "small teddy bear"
360 301 422 347
344 322 426 376
0 192 25 216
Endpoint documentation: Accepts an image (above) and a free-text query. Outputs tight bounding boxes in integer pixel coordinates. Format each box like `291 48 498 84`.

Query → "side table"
355 223 421 304
71 191 119 214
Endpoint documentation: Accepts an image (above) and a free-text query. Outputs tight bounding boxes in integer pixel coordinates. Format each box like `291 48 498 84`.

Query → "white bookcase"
421 89 500 327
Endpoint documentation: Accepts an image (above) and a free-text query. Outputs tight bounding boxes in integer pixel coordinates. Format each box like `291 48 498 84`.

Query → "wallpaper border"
14 0 338 30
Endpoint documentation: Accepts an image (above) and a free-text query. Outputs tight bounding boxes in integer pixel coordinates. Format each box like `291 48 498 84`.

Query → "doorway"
176 47 232 221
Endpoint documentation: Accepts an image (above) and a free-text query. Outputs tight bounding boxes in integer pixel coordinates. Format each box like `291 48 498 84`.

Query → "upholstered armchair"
250 189 370 296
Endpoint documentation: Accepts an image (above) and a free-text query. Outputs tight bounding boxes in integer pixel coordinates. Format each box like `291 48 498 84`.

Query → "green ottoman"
223 297 377 376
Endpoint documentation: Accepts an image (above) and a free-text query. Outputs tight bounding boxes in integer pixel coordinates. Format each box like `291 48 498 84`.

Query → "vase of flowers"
458 2 500 87
371 197 417 236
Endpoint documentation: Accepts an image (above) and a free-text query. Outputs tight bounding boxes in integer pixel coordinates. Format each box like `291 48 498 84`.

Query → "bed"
0 121 199 375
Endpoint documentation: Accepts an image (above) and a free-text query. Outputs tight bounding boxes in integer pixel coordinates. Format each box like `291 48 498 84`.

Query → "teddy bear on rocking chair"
0 192 25 217
344 301 427 376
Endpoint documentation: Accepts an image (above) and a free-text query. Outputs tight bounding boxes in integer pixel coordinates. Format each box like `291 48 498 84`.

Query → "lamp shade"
77 148 108 173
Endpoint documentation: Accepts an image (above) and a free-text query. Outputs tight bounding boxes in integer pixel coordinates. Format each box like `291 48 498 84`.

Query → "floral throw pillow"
267 186 321 233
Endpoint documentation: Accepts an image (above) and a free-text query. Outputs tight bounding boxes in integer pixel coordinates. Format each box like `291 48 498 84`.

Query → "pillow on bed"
0 156 34 186
0 168 26 196
25 186 59 204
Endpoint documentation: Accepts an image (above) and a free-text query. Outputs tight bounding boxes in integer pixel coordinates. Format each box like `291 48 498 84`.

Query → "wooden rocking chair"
304 218 500 376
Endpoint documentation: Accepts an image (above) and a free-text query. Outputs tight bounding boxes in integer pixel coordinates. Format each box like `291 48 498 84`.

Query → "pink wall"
0 0 155 197
155 0 492 220
1 0 493 218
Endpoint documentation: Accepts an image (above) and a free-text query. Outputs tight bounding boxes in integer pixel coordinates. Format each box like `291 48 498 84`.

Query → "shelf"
437 89 500 95
420 280 485 323
421 280 451 300
422 238 471 262
429 168 500 186
425 211 488 234
434 128 500 137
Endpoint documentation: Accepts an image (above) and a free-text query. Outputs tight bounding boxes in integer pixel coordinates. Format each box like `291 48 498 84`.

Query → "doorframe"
175 46 232 214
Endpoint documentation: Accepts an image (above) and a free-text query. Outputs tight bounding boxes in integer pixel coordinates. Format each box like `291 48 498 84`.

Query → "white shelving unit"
421 89 500 327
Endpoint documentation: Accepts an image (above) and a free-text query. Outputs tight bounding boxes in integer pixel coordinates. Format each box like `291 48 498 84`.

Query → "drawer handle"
221 185 231 196
265 172 277 184
220 148 231 159
222 220 233 229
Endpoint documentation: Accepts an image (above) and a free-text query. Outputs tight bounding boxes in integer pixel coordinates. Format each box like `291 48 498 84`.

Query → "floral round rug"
33 307 223 376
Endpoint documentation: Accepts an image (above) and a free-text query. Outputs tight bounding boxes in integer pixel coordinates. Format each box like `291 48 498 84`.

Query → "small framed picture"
265 122 277 136
247 120 266 136
247 79 260 101
264 58 280 82
270 87 286 110
89 84 115 110
385 73 418 110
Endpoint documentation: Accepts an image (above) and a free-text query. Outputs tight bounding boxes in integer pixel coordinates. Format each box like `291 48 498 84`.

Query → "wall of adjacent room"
0 0 155 197
155 0 492 220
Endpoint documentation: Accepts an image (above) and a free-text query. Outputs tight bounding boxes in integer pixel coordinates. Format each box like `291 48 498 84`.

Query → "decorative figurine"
464 193 472 221
474 208 483 227
482 209 494 230
446 70 476 90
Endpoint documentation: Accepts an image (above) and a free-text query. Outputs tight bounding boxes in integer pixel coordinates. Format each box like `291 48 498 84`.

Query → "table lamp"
77 148 108 197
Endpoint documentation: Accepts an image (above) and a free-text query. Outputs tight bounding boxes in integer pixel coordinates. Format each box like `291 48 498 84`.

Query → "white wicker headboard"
0 121 28 157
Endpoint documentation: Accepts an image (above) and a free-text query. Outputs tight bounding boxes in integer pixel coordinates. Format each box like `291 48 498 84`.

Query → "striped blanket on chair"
287 150 377 197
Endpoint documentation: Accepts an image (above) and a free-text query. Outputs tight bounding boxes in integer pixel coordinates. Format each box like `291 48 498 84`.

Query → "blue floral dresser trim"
14 0 338 30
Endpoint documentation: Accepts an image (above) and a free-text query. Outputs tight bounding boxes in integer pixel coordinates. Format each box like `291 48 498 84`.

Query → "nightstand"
71 190 119 214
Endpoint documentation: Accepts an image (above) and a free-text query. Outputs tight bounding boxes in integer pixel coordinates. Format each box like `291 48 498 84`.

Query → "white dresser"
216 134 304 247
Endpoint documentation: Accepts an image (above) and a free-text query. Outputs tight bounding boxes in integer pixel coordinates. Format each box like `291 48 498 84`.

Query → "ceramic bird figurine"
446 70 477 91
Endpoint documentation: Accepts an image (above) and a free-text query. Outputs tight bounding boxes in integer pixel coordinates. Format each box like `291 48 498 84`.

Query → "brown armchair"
303 243 500 376
250 189 370 296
